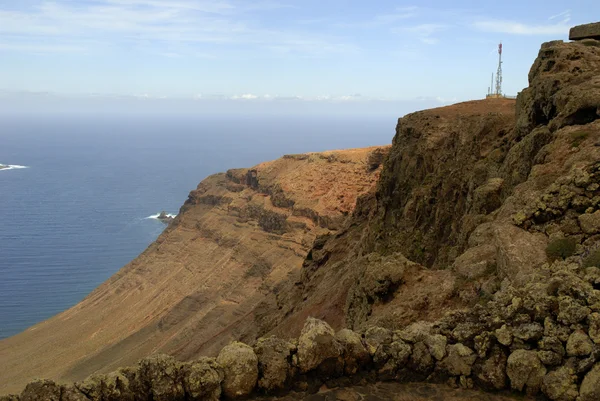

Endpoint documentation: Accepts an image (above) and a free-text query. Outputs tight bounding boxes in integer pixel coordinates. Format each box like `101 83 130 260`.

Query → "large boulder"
335 329 371 375
254 336 296 392
296 318 343 374
373 340 412 377
507 350 547 395
137 355 184 401
579 364 600 401
20 380 61 401
75 370 136 401
181 357 223 401
364 326 393 355
216 342 258 398
542 366 579 401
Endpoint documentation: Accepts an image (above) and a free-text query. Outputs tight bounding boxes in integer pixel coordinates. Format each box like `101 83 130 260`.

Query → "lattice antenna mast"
495 43 503 96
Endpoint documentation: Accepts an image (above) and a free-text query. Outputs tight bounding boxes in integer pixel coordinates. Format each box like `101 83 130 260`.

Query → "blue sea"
0 114 395 339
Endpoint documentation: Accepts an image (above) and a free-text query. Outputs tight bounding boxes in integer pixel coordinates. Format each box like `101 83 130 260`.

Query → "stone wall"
4 258 600 401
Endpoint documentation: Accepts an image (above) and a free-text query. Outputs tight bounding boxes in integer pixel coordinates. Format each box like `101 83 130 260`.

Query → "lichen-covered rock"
297 318 343 374
181 357 223 400
541 366 579 401
373 340 412 377
439 344 477 377
216 342 258 398
474 347 507 390
335 329 370 375
507 350 547 395
495 325 513 346
0 396 21 401
364 326 392 355
513 323 544 341
74 372 130 401
19 380 61 401
393 321 432 344
545 318 572 342
566 330 594 357
409 341 434 374
579 211 600 234
589 313 600 344
136 355 184 401
254 336 296 392
424 334 447 360
558 297 591 325
539 351 564 366
474 332 492 358
579 364 600 401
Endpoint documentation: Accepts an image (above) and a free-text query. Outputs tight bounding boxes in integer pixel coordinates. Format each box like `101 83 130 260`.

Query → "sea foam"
0 164 29 171
146 213 177 220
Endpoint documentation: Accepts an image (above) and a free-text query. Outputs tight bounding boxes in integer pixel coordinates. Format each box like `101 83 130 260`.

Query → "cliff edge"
0 146 389 394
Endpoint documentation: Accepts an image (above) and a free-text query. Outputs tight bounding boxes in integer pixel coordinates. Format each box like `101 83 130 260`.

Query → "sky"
0 0 592 115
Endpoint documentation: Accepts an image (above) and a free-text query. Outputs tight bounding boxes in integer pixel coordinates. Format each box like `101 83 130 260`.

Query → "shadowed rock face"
0 146 389 395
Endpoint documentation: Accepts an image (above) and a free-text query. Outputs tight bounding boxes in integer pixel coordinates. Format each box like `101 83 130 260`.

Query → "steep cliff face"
0 146 389 394
255 38 600 337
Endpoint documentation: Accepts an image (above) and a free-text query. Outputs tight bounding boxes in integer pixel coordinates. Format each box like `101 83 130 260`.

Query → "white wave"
0 164 29 171
146 213 177 220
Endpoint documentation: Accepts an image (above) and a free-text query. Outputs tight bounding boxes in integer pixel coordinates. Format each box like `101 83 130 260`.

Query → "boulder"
474 347 507 390
495 325 513 346
566 330 594 357
409 341 434 374
439 344 477 376
254 336 296 392
373 340 412 377
137 355 184 401
558 297 591 325
569 22 600 41
364 326 393 355
494 224 547 285
335 329 371 375
216 342 258 398
579 211 600 235
75 371 136 401
424 334 447 360
296 318 343 374
507 350 547 395
579 363 600 401
589 313 600 344
541 366 579 401
20 380 61 401
181 357 223 400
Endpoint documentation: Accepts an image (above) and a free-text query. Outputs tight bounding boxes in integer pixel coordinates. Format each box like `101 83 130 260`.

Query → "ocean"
0 114 395 339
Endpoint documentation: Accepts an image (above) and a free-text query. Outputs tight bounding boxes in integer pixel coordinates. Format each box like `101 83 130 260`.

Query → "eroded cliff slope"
0 146 389 394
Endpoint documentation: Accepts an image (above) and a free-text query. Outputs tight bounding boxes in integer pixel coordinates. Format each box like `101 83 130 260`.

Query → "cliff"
0 146 389 394
3 35 600 401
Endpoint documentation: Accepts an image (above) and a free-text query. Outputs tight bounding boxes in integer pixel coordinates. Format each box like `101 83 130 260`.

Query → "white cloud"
231 93 259 100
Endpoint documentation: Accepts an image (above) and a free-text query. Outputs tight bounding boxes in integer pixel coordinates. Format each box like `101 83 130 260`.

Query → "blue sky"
0 0 591 114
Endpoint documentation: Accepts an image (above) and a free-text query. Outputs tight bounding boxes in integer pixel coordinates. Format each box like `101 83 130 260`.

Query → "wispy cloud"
393 24 447 45
0 1 352 55
473 11 571 36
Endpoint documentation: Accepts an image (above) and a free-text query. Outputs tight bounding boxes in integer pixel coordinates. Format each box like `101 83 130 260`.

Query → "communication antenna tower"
495 43 503 96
